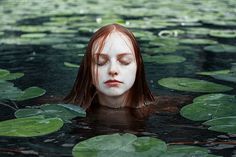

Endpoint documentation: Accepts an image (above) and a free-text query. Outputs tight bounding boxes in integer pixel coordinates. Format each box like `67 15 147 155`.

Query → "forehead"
92 31 134 55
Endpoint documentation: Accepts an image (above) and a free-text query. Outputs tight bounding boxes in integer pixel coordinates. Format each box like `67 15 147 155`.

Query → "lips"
104 80 122 84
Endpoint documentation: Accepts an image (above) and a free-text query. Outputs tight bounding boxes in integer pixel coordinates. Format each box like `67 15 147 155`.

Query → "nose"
108 61 119 77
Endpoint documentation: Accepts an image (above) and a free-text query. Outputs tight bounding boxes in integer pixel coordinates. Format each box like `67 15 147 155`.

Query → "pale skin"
91 31 137 108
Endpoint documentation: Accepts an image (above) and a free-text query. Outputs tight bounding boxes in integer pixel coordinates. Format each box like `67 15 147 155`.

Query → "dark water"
1 0 236 157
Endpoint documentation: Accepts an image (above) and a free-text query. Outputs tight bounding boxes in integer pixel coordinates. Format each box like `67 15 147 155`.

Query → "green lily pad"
204 116 236 134
209 30 236 38
212 74 236 83
180 39 218 45
0 81 23 100
197 70 230 76
72 133 167 157
0 69 10 78
142 54 186 64
52 44 85 50
20 33 47 38
15 103 86 122
64 62 80 68
160 145 218 157
0 116 63 137
204 44 236 53
180 94 236 121
0 72 24 80
16 87 46 101
158 77 233 93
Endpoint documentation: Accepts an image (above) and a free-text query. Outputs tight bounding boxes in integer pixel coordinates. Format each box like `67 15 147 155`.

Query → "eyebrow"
93 53 133 58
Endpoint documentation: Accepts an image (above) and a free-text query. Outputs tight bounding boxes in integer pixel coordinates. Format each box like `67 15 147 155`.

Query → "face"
91 31 137 97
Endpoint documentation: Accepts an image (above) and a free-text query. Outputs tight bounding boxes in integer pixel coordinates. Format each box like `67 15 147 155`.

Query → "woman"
64 23 155 110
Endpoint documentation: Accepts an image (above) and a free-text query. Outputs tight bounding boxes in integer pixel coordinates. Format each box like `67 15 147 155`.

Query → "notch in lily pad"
16 86 46 101
72 133 167 157
15 103 86 122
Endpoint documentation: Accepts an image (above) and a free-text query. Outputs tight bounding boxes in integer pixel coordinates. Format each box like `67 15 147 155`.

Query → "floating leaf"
0 72 24 80
15 103 86 122
204 44 236 53
20 33 47 38
0 69 10 78
0 116 63 137
160 145 217 157
180 39 218 45
52 44 85 50
209 30 236 38
64 62 80 68
180 94 236 121
0 81 23 100
16 87 46 101
72 133 167 157
142 54 186 64
204 116 236 134
158 77 232 93
197 70 230 76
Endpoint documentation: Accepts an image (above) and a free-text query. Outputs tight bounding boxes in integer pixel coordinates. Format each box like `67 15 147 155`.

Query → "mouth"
104 80 123 87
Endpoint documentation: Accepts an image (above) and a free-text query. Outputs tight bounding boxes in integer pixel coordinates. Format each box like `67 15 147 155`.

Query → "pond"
0 0 236 156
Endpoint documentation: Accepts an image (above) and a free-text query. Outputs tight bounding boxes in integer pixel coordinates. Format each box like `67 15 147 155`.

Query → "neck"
97 91 129 108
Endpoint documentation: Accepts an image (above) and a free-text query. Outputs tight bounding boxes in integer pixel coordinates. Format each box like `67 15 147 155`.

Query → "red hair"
64 23 154 109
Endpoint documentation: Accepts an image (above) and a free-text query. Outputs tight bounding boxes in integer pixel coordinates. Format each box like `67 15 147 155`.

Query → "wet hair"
64 23 154 109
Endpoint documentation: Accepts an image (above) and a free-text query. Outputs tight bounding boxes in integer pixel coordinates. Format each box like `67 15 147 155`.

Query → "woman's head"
64 23 154 109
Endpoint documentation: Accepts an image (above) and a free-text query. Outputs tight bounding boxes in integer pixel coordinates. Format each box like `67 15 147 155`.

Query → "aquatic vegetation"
72 133 220 157
197 63 236 83
142 54 186 64
64 62 80 68
0 116 63 137
0 69 45 101
209 30 236 38
180 38 218 45
204 44 236 53
15 103 86 123
180 93 236 134
204 116 236 134
158 77 233 93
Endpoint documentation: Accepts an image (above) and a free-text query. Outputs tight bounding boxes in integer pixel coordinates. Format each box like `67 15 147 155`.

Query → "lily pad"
52 44 85 50
16 87 46 101
180 94 236 121
158 77 233 93
0 69 10 78
72 133 167 157
197 70 230 76
204 44 236 53
212 74 236 83
142 54 186 64
64 62 80 68
160 145 218 157
209 30 236 38
0 116 63 137
0 81 23 100
20 33 47 38
15 103 86 122
0 72 24 80
204 116 236 134
180 39 218 45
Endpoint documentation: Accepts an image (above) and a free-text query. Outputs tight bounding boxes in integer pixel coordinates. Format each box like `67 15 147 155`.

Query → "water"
0 0 236 156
